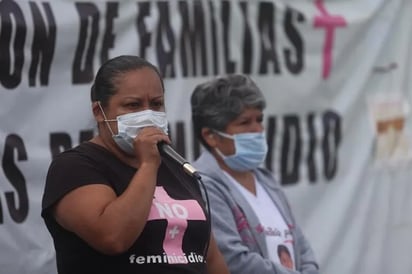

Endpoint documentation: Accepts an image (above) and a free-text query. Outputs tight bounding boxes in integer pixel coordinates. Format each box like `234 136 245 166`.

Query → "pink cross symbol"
314 0 347 79
147 186 206 263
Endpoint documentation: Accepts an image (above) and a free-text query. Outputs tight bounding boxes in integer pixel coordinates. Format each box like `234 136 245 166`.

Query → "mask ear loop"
213 130 234 140
97 101 116 136
213 130 236 158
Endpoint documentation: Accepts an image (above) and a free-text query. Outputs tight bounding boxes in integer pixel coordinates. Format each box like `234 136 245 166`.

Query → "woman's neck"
221 165 256 195
90 135 140 168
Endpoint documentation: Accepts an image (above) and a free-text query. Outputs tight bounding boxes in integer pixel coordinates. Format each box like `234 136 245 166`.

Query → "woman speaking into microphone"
41 55 229 274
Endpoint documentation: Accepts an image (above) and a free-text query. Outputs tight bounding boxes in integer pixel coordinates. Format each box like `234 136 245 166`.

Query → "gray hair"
191 74 266 150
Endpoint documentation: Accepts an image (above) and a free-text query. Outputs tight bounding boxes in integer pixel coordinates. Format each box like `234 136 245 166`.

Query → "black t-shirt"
41 142 209 274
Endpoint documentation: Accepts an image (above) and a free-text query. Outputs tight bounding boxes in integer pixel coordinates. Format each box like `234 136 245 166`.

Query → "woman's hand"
132 126 171 167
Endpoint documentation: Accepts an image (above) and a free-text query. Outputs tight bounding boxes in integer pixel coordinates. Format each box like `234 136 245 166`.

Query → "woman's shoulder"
52 141 113 164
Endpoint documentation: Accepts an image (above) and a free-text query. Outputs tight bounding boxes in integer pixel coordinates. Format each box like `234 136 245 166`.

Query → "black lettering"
283 7 305 74
171 121 186 158
208 1 219 75
240 2 253 74
49 133 72 159
72 3 100 84
79 130 94 143
136 1 151 59
322 110 341 180
178 2 190 77
0 0 26 89
221 1 235 73
156 1 175 78
265 116 277 171
192 136 201 162
306 113 317 182
281 115 301 185
28 2 56 86
258 2 280 74
179 1 207 77
2 134 29 223
100 2 118 63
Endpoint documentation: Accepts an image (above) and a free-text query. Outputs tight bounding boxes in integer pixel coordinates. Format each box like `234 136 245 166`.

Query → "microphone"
157 142 201 180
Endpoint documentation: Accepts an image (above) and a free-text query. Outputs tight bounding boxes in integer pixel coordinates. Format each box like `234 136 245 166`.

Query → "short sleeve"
41 150 111 217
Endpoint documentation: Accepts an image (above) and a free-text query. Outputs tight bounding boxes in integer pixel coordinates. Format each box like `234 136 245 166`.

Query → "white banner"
1 0 412 273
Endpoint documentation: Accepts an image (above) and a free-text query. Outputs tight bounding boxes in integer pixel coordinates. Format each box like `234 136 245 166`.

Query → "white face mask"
98 103 168 155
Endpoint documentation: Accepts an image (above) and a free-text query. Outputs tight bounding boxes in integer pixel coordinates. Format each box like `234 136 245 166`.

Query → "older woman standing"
41 55 229 274
191 74 319 274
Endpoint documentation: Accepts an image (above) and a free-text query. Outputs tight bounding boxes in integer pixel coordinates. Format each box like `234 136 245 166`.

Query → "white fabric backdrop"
1 0 412 273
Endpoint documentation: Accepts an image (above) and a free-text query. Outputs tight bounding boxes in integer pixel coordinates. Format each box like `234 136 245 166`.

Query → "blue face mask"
214 130 268 171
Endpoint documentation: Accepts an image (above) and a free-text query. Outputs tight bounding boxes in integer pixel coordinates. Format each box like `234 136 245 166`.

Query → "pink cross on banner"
147 186 206 262
314 0 347 79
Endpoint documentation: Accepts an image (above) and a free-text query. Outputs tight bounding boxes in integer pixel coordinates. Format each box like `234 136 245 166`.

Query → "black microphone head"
157 142 200 179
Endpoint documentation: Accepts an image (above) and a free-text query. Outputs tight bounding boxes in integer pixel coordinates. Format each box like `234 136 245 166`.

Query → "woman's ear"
201 128 217 148
92 101 104 122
